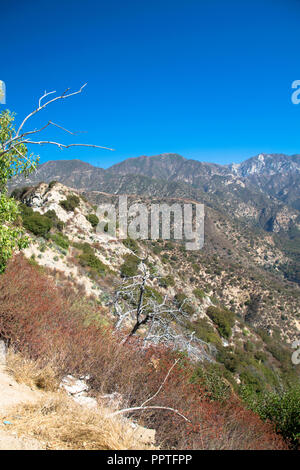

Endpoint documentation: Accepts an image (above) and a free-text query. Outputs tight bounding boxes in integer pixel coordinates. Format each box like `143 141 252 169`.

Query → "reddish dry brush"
0 255 287 450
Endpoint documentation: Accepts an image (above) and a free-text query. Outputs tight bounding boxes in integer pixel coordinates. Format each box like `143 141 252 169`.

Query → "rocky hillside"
11 153 300 289
8 180 299 401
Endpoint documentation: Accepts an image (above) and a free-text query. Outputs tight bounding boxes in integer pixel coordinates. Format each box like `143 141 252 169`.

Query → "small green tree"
0 110 38 272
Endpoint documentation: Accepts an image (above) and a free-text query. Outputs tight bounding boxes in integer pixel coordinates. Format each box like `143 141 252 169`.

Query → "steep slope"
234 154 300 210
3 179 298 425
12 181 300 345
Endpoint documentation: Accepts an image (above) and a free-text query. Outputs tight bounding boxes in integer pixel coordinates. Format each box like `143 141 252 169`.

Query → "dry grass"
4 350 156 450
0 256 287 450
6 350 60 392
6 394 157 450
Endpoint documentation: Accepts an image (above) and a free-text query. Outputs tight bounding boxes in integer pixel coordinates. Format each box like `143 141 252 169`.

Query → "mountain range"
11 152 300 286
12 152 300 225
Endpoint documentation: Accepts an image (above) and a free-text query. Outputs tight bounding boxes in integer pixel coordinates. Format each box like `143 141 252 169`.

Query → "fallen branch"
109 406 191 423
140 359 179 407
108 358 190 423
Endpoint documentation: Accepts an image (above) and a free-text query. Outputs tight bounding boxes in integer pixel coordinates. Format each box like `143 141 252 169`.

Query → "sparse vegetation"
85 213 99 228
206 306 235 339
0 255 288 450
50 233 70 250
22 211 53 238
120 253 140 278
60 194 80 212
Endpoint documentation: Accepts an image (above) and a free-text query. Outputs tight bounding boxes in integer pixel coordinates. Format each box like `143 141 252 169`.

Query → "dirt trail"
0 349 45 450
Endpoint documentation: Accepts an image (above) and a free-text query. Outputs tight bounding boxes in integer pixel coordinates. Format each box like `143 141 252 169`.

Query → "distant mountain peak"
41 159 95 169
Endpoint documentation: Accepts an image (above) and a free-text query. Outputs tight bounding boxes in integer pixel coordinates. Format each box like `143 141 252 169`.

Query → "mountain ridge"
11 152 300 229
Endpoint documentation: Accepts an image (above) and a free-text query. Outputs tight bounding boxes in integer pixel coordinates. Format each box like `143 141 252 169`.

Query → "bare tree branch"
0 84 114 160
109 405 191 423
141 359 179 407
23 141 113 151
16 83 87 138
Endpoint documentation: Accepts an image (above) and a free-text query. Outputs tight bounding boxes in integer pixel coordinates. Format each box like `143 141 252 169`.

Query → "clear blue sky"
1 0 300 167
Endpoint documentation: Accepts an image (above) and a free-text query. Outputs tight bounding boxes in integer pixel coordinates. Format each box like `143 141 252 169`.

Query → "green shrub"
206 306 235 339
120 254 140 278
79 251 106 276
44 210 64 231
191 362 232 402
244 340 255 353
60 194 80 212
254 350 267 362
174 293 195 316
192 263 200 273
80 194 89 203
152 245 162 255
266 342 292 366
122 238 140 254
19 203 34 218
187 317 222 347
144 286 163 305
50 233 69 250
48 181 58 189
10 186 32 200
158 276 175 288
74 242 107 276
22 212 53 238
217 348 240 373
86 213 99 228
193 288 206 301
239 367 266 393
217 344 282 393
72 241 92 252
242 385 300 447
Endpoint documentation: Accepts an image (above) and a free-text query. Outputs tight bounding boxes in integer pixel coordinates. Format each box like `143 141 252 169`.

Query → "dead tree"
112 253 215 362
113 255 189 338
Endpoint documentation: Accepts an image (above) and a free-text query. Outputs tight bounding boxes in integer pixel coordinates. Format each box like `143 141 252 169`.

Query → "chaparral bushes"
59 194 80 212
22 211 53 238
75 242 107 276
0 255 287 450
85 213 99 229
120 253 140 278
206 306 235 339
50 233 70 250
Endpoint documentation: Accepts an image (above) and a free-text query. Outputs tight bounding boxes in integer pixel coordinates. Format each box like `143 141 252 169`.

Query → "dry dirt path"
0 346 44 450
